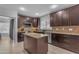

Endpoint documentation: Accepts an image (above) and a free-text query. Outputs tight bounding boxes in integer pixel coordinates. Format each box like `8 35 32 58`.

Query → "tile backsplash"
52 26 79 33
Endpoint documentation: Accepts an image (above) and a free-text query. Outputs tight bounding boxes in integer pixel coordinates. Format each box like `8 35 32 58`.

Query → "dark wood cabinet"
62 9 70 26
24 34 48 54
32 18 40 27
50 13 54 26
18 32 24 42
55 11 63 26
50 13 57 26
18 15 40 28
51 34 79 53
18 16 26 28
50 10 69 26
50 5 79 26
69 5 79 26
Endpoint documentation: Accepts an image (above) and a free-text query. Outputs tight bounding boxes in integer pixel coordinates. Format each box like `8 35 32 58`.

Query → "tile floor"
0 34 75 54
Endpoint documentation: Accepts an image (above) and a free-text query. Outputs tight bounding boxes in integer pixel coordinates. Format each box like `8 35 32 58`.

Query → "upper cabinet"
69 5 79 26
50 12 63 26
50 13 56 26
50 10 69 26
18 15 40 28
62 9 70 26
18 16 26 28
32 18 40 27
50 5 79 26
55 11 63 26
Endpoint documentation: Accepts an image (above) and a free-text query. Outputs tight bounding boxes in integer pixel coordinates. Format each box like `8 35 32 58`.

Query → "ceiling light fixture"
50 5 58 9
35 13 39 15
20 7 25 11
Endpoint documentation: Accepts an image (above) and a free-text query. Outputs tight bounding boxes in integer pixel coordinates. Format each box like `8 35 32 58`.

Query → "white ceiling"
0 4 77 17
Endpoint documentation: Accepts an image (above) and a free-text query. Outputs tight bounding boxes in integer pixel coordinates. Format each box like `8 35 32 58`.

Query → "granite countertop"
45 30 79 36
45 26 79 36
24 32 48 39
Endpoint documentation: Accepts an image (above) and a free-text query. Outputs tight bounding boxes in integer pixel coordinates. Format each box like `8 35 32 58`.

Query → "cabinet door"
50 13 56 26
50 12 62 26
18 16 25 28
50 14 53 26
32 18 39 27
62 9 69 26
69 5 79 26
55 11 63 26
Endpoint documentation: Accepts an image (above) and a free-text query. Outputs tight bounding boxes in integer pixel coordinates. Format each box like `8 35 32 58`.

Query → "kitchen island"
24 32 48 54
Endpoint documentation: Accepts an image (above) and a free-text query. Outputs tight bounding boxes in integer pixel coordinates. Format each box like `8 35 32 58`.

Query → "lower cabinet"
18 32 24 42
51 34 79 53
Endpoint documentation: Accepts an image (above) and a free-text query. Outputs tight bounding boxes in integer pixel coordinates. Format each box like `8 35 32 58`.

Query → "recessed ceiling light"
50 5 58 9
19 7 25 11
35 13 39 15
58 11 63 15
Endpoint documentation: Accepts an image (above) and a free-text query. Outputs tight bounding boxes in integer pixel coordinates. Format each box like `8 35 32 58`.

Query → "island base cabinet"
24 35 48 54
37 37 48 54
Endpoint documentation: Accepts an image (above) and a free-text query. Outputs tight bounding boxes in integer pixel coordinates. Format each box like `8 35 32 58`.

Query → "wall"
0 16 11 34
0 21 10 34
40 14 51 30
0 8 18 43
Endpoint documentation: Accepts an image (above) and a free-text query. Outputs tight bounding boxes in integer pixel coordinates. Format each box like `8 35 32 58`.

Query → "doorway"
0 16 15 53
